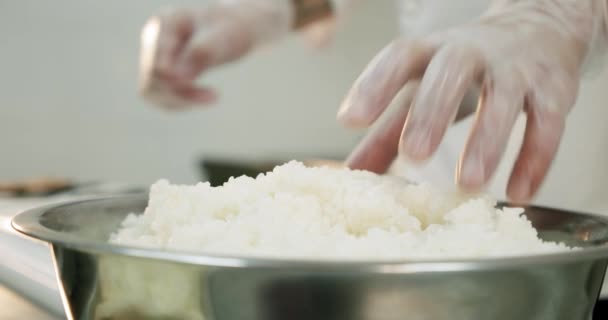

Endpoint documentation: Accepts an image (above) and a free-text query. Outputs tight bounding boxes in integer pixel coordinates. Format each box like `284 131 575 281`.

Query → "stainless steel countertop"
0 282 63 320
0 183 144 320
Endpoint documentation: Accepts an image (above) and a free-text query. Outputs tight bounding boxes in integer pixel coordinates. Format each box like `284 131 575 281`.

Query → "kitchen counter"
0 196 67 319
0 282 63 320
0 183 144 319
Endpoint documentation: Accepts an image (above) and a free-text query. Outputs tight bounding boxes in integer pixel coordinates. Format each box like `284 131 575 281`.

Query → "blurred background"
0 0 399 187
0 3 398 316
3 3 608 319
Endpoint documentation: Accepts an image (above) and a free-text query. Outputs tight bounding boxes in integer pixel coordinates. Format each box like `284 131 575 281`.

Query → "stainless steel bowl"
11 195 608 320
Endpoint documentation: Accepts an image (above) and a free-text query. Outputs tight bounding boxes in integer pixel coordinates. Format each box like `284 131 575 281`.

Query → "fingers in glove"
505 63 578 202
457 76 524 191
141 64 217 109
173 84 218 105
401 44 484 161
338 40 436 127
139 10 218 108
145 84 217 109
140 11 195 86
507 108 565 204
176 16 255 80
346 82 420 174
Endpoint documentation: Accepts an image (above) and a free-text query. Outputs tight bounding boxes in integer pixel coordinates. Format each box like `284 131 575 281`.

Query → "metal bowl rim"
11 194 608 273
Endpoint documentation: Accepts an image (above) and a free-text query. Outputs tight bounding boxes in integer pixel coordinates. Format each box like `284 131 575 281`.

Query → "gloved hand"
139 0 352 109
138 0 293 108
339 0 608 203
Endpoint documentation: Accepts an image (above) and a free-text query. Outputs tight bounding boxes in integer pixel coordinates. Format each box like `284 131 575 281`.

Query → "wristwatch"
292 0 334 29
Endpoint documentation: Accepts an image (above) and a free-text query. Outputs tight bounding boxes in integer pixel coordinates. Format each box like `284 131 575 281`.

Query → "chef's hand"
340 0 608 203
138 0 352 109
139 1 296 108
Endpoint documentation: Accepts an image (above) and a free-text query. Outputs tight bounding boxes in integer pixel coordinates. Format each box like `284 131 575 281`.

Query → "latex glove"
339 0 608 203
139 0 355 109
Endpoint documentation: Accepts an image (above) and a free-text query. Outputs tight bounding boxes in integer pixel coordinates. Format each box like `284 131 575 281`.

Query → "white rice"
110 161 571 259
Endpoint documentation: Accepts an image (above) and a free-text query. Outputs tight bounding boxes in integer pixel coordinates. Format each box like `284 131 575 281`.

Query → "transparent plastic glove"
139 0 356 109
139 0 293 108
339 0 608 203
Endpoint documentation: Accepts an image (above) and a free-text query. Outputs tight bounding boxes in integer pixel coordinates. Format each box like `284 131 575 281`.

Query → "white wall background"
0 1 399 185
